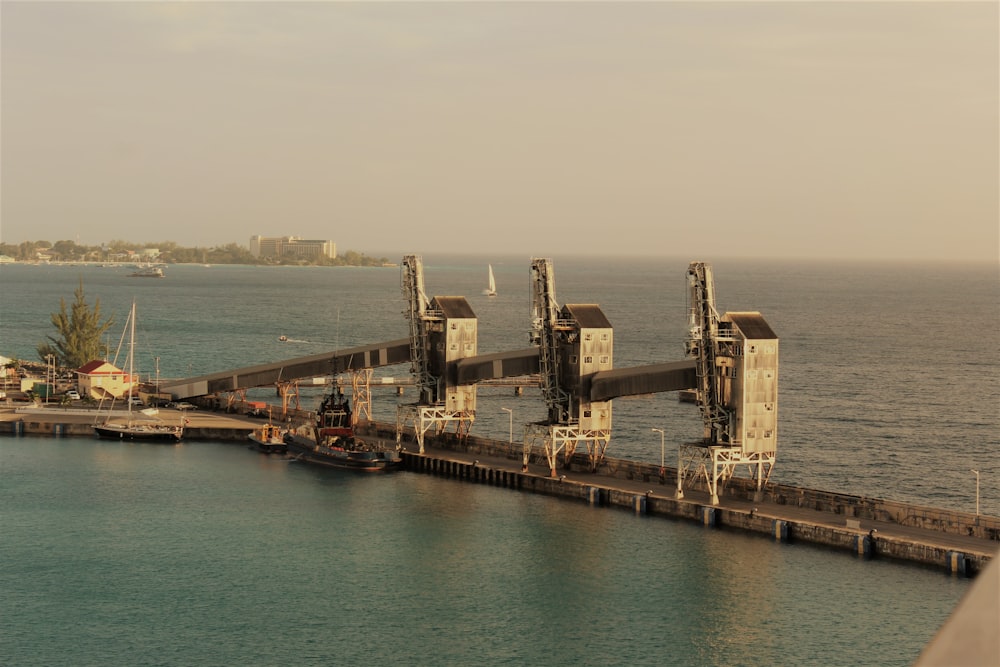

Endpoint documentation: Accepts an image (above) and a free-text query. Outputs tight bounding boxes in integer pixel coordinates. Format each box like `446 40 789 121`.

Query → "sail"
484 264 497 296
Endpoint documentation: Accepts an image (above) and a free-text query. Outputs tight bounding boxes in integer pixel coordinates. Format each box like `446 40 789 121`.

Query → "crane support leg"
396 404 475 454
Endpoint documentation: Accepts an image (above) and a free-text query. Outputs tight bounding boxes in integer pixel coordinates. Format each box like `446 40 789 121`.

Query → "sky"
1 1 997 262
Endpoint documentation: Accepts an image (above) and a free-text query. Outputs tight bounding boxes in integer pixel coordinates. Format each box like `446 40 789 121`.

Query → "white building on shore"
250 236 336 260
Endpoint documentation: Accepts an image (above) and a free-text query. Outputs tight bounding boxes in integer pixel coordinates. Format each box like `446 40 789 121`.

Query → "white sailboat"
483 264 497 297
93 301 183 442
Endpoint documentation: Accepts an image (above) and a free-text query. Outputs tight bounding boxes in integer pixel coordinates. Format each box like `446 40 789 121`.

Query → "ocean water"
0 437 973 666
1 255 997 665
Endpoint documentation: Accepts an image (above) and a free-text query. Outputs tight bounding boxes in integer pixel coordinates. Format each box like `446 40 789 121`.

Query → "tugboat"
284 390 402 472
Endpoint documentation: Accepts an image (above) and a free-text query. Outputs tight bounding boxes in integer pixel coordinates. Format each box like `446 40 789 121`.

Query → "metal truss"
395 404 475 454
676 442 776 505
686 261 734 444
401 255 444 404
221 388 247 412
524 422 612 477
276 380 301 417
529 258 573 424
220 382 298 419
349 368 373 424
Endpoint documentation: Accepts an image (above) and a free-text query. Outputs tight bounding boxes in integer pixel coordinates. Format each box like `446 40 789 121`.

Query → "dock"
2 405 996 576
0 404 266 441
365 424 999 577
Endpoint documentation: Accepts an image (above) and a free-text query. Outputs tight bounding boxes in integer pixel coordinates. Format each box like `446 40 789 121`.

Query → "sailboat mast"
127 301 136 418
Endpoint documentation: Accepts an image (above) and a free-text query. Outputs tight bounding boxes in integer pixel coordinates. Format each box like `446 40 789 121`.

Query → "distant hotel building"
250 236 337 260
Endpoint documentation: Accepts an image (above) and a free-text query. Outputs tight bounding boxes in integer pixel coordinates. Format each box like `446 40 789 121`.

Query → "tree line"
0 239 390 267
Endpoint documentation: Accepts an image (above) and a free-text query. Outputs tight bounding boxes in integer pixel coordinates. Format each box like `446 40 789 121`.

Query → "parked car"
65 390 81 400
128 396 144 406
167 401 196 410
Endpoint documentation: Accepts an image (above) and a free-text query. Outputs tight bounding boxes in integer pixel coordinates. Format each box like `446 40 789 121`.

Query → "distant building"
250 236 336 260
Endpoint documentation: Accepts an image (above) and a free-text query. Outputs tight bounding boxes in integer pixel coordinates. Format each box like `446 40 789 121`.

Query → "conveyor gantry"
160 256 772 506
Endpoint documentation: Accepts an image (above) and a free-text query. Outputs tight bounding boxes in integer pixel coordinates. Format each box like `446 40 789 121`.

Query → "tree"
37 279 116 369
51 239 82 261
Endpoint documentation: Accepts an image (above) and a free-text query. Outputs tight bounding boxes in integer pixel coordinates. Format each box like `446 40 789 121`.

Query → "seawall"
359 423 997 577
0 406 261 441
3 409 995 576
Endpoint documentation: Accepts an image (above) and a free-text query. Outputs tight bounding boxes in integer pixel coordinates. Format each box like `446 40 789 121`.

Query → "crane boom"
401 255 437 404
686 261 732 444
530 258 571 423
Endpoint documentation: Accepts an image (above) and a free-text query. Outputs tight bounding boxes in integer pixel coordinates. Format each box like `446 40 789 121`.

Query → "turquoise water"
0 438 970 666
1 256 997 664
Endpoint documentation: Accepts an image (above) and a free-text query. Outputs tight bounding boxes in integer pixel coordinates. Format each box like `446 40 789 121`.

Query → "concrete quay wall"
398 447 992 577
4 413 993 576
379 425 1000 544
372 422 996 575
0 409 255 441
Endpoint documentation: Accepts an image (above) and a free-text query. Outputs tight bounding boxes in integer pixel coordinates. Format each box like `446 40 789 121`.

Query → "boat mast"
127 301 136 423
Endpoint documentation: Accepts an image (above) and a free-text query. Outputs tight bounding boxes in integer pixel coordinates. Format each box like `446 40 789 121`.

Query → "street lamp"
501 407 513 444
972 469 980 516
45 354 56 404
651 427 665 470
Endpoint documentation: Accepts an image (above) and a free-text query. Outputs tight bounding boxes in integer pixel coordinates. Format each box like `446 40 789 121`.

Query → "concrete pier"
361 423 998 577
3 406 995 576
0 405 263 441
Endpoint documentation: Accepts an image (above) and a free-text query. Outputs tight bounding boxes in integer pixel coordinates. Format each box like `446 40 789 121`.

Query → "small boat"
284 390 401 472
483 264 497 297
93 302 183 443
128 265 165 278
248 422 288 454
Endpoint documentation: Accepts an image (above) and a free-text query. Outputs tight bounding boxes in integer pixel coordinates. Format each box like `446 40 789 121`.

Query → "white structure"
525 258 614 476
250 236 336 260
679 262 779 505
396 255 478 453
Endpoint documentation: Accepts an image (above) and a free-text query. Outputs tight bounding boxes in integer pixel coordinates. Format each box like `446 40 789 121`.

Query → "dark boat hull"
285 434 402 472
94 424 182 442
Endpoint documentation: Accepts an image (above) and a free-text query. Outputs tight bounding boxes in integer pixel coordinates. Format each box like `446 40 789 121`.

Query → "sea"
0 255 997 666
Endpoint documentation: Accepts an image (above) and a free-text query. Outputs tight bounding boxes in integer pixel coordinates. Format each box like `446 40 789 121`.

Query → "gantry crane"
396 254 477 453
679 261 779 504
523 258 613 476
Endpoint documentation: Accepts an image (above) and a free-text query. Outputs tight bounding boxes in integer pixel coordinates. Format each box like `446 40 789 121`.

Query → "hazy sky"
1 1 997 262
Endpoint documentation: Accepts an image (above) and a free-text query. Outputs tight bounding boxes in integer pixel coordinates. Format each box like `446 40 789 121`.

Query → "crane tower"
679 261 778 504
524 258 614 476
396 255 478 453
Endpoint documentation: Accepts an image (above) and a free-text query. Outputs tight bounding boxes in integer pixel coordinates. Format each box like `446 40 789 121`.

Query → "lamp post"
972 469 980 516
501 407 513 444
45 354 55 404
651 427 665 470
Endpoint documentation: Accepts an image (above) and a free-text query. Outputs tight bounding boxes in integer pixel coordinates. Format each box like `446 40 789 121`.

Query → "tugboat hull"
285 433 402 472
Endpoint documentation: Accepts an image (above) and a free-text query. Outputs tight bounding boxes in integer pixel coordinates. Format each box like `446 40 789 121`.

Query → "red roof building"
76 360 136 399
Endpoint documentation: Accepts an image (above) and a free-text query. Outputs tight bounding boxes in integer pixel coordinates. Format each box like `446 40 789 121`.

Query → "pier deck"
0 404 266 441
